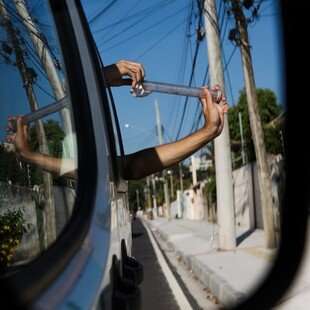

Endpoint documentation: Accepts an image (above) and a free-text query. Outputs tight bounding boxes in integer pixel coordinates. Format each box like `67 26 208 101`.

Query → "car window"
0 0 77 273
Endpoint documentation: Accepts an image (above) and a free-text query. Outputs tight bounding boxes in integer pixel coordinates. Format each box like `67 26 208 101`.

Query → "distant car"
0 0 142 308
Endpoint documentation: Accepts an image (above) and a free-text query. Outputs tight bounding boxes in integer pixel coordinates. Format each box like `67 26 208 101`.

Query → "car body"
0 1 142 308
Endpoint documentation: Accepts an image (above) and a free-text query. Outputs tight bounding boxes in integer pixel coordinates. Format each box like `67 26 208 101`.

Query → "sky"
81 0 285 155
0 0 284 158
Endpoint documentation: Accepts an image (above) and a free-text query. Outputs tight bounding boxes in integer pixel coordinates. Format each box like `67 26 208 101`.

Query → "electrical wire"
135 17 187 61
35 82 55 100
100 4 188 53
88 1 119 25
0 1 62 105
1 1 59 63
174 39 201 140
97 0 178 50
166 0 193 141
93 0 175 35
188 0 232 134
174 0 204 140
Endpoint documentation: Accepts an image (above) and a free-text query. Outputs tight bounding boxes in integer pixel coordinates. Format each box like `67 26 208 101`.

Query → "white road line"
142 220 193 310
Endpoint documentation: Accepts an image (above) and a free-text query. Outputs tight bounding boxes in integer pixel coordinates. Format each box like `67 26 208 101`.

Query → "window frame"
0 0 102 306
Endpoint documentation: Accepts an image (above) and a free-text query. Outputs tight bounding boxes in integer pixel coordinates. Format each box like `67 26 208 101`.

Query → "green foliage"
128 179 146 212
0 144 28 186
228 88 283 168
29 119 64 156
28 119 66 186
127 163 193 211
204 173 216 203
0 208 29 269
0 119 67 187
129 89 283 208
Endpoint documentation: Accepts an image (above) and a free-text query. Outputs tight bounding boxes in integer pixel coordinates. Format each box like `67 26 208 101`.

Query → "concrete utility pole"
204 0 236 250
154 99 170 218
0 0 56 249
191 155 198 186
178 162 184 218
151 174 158 219
167 170 174 198
231 0 276 249
13 0 73 155
238 112 246 165
145 176 152 210
179 162 184 193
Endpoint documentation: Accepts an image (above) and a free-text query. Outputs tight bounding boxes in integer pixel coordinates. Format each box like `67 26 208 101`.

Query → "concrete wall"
233 163 255 230
172 156 284 231
0 182 75 265
177 183 206 221
252 156 283 231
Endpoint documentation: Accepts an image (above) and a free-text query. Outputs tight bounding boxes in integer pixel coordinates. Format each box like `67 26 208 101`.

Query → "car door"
0 0 141 309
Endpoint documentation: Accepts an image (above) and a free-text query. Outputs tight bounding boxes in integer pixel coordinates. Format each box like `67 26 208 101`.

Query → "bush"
0 208 29 269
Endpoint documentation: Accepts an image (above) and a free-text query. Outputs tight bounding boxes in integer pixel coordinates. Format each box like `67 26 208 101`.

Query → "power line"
189 66 210 133
189 0 232 134
35 82 55 99
135 18 187 60
223 44 237 105
174 0 204 140
169 0 193 138
94 0 142 39
97 0 178 49
174 39 201 140
101 4 188 53
93 0 176 35
88 1 119 25
0 1 60 62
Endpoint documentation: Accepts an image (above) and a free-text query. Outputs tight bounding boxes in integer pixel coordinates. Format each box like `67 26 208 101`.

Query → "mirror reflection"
0 0 77 274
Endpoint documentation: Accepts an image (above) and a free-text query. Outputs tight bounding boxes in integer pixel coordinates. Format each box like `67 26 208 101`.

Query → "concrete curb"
143 218 247 308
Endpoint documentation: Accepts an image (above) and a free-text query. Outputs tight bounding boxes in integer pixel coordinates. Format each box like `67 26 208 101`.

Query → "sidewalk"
142 216 310 309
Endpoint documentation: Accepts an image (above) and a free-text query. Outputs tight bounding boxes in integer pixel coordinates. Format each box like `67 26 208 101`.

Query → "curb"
143 218 247 308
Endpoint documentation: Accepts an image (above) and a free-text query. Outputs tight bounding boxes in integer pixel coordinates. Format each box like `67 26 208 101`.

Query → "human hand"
200 85 229 138
5 116 31 160
103 60 145 88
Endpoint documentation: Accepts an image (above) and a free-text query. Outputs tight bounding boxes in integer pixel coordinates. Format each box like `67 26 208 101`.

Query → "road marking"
142 220 193 310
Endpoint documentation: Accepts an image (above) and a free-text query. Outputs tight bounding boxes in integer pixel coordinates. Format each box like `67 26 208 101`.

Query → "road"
131 218 222 310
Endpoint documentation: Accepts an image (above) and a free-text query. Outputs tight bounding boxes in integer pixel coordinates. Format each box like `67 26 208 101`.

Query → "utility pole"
151 174 157 219
145 176 152 210
179 162 184 193
154 99 170 219
238 112 246 165
178 162 184 219
231 0 276 249
167 170 174 198
136 189 140 210
0 0 56 248
191 155 198 186
13 0 73 155
204 0 236 250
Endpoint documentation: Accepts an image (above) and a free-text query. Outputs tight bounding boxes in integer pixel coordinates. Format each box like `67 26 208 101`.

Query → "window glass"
0 0 77 273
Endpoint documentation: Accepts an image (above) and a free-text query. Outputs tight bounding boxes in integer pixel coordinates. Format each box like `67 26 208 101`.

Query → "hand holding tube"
130 80 223 103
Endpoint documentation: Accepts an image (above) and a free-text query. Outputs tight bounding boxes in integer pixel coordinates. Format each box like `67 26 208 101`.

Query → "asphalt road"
131 218 180 310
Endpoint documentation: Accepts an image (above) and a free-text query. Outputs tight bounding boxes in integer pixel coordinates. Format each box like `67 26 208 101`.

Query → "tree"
128 179 146 212
0 0 56 247
28 119 68 186
0 144 28 186
228 88 283 168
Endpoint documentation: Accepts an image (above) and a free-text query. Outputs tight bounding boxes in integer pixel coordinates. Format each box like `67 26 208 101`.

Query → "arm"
4 60 145 180
122 85 229 180
5 116 76 179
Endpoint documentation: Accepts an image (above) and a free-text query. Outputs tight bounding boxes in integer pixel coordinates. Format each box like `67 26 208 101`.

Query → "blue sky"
82 0 284 155
0 0 284 157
